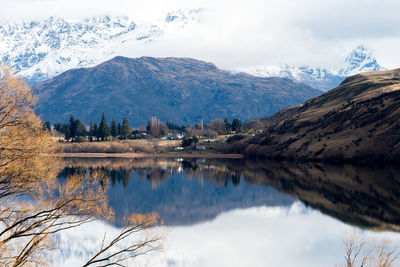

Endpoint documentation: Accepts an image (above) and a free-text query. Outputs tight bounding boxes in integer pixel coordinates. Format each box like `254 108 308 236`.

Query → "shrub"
226 135 245 144
181 137 194 147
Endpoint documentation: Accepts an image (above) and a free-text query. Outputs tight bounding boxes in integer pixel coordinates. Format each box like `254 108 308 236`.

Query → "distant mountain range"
0 12 385 91
226 68 400 162
237 46 385 91
0 10 203 83
33 56 321 126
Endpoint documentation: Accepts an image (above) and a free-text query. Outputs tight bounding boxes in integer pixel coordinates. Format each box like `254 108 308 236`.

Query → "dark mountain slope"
33 56 321 125
227 68 400 162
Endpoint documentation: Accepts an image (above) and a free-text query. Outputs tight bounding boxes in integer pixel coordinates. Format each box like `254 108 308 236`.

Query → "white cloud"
1 0 400 70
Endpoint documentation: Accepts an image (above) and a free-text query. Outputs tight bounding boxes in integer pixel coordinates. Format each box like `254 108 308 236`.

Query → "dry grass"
57 139 181 154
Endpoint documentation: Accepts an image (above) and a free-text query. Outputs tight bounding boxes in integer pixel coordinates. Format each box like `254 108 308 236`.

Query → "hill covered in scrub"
33 56 321 125
224 68 400 162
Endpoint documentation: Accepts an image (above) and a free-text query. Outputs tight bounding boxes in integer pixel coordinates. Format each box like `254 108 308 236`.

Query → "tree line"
52 113 132 142
47 113 259 142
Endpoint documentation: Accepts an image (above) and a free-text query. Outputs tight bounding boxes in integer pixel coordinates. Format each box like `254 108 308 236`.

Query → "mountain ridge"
1 14 386 92
33 56 321 126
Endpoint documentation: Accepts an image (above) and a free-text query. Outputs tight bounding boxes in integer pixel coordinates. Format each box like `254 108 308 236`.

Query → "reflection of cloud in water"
55 202 400 267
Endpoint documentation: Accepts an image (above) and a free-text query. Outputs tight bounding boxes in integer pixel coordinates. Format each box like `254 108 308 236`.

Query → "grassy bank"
56 139 243 158
59 152 243 159
56 139 181 154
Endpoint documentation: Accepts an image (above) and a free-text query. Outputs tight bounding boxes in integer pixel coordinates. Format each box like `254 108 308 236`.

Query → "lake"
56 157 400 266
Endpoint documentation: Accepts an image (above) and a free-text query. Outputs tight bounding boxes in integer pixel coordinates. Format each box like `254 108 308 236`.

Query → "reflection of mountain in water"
61 158 295 226
242 161 400 231
62 158 400 231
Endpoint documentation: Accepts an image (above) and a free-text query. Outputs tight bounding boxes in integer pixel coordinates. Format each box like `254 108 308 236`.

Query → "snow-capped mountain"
239 45 385 91
0 9 203 83
0 12 385 91
338 45 384 76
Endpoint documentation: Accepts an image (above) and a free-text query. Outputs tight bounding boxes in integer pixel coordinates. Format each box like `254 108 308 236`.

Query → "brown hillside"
233 69 400 162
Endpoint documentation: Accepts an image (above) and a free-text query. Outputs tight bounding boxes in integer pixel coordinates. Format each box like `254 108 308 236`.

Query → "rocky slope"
33 56 321 126
227 68 400 162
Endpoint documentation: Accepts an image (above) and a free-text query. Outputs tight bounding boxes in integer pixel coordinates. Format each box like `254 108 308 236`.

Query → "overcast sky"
1 0 400 70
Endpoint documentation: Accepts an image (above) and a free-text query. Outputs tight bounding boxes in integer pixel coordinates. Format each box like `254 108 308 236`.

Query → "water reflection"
61 158 400 231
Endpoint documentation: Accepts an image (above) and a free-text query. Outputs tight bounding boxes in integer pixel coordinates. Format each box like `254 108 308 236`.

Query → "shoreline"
60 152 244 159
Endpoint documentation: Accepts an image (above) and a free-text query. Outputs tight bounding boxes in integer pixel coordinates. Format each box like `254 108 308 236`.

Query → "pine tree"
231 118 242 132
93 124 98 141
117 123 122 136
75 119 86 138
69 115 76 142
121 117 132 140
89 120 94 142
224 117 231 133
64 127 71 141
97 113 110 141
62 123 69 137
43 121 51 131
110 118 118 138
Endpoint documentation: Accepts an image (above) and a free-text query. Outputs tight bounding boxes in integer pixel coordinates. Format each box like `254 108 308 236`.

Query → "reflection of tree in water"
59 166 87 177
109 169 133 188
64 159 249 190
63 157 400 231
182 160 198 171
181 160 242 187
146 168 170 189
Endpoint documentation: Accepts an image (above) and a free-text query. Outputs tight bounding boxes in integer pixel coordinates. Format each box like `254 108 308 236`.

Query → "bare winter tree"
147 116 168 138
0 66 164 266
206 119 225 132
338 230 400 267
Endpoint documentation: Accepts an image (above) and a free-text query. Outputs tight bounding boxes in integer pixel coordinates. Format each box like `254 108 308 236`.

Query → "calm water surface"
57 158 400 267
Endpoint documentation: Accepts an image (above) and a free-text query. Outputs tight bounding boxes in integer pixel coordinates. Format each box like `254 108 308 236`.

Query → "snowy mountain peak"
0 10 202 83
237 45 385 91
0 15 138 81
339 45 384 76
165 8 203 23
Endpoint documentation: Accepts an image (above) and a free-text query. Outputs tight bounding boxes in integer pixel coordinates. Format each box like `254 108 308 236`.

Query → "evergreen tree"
97 113 110 141
54 123 62 133
117 123 122 136
121 117 132 140
224 117 231 132
61 123 69 137
110 118 118 138
64 127 71 141
93 124 98 141
75 119 86 139
43 121 51 131
69 115 76 141
89 120 94 142
231 118 242 132
166 121 185 131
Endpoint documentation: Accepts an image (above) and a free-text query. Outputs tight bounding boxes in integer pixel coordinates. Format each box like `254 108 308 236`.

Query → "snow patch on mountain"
238 45 385 91
0 9 203 83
